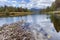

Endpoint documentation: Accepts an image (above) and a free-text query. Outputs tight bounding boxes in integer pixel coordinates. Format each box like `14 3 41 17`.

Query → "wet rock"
0 21 56 40
0 21 35 40
2 24 9 27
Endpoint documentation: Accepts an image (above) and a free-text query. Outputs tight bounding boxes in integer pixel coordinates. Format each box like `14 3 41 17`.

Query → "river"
0 14 60 40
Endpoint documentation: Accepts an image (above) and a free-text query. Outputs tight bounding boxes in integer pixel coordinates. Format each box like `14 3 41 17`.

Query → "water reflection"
0 15 52 26
0 14 55 33
0 14 60 39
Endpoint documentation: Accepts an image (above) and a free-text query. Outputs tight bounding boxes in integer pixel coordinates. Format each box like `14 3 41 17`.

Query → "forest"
0 5 31 12
0 5 32 17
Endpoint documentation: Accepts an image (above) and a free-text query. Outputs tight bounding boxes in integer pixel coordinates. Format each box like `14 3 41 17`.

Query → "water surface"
0 14 60 40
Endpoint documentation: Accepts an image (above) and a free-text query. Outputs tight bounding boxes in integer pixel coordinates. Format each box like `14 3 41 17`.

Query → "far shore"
0 12 33 17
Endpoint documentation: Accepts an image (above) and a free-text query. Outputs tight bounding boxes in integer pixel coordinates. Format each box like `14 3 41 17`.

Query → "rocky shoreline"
0 21 35 40
0 21 57 40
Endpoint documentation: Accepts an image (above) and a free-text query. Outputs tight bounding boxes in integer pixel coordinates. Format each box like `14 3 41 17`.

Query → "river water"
0 14 51 26
0 14 60 40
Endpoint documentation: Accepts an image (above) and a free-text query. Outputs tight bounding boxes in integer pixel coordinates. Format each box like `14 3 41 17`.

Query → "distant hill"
30 8 40 12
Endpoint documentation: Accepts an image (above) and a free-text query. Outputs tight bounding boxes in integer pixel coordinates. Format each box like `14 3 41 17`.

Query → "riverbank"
40 11 60 15
0 12 33 17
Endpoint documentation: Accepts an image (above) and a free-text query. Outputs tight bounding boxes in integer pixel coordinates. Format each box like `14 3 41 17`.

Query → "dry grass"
0 12 33 17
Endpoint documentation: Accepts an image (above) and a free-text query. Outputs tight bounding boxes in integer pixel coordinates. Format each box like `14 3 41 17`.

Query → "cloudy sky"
0 0 55 9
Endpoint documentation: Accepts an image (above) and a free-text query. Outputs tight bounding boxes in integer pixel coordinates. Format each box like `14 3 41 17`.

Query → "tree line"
0 5 31 12
40 2 56 13
40 0 60 13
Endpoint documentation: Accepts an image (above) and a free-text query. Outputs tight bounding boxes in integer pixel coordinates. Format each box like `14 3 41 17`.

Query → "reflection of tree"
51 15 60 32
5 8 9 16
5 17 14 24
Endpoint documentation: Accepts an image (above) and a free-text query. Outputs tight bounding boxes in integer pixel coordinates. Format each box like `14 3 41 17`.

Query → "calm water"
0 14 60 40
0 14 51 26
0 14 56 32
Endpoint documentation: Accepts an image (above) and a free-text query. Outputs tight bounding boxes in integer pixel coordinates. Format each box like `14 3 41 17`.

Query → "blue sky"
0 0 55 9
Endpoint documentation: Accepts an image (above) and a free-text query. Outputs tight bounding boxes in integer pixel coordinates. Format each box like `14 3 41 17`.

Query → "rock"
0 21 56 40
0 21 35 40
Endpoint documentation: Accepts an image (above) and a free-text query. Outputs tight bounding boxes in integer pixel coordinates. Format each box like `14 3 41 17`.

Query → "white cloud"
27 0 55 9
0 0 55 9
12 1 17 3
0 0 8 2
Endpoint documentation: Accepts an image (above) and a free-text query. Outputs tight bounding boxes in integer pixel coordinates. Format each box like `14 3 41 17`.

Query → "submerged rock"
0 21 59 40
0 21 35 40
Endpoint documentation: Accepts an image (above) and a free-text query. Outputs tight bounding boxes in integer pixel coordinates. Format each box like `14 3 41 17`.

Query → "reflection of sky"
0 15 57 33
0 15 56 35
0 15 51 26
0 14 60 39
0 14 54 33
0 19 6 26
26 15 33 23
